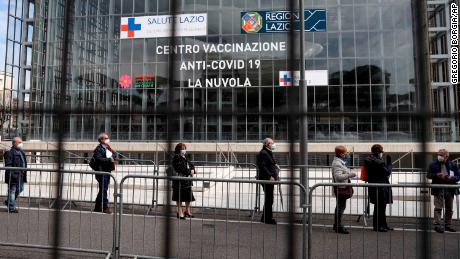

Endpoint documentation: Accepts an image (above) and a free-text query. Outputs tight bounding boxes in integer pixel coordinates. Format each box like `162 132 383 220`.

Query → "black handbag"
89 157 98 171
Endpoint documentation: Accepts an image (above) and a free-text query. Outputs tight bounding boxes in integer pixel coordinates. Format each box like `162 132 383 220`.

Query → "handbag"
360 165 367 181
334 186 354 199
334 179 354 199
89 157 98 171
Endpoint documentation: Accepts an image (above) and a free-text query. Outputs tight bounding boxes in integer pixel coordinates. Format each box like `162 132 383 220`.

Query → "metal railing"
307 182 460 259
116 175 307 259
1 164 460 258
0 166 119 257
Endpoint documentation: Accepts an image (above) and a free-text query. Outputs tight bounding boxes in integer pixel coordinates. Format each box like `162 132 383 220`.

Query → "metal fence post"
112 180 120 259
115 183 124 259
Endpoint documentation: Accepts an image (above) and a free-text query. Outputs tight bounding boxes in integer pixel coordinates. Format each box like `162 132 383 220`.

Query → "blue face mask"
180 149 187 156
339 155 350 165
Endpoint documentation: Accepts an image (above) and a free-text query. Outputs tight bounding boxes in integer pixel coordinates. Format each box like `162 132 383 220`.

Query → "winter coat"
427 160 460 195
256 147 279 180
4 148 27 184
364 154 393 204
331 157 355 195
171 154 195 189
92 143 117 172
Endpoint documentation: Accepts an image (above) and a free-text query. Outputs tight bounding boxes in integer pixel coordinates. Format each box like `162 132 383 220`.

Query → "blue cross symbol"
128 18 141 31
283 74 291 84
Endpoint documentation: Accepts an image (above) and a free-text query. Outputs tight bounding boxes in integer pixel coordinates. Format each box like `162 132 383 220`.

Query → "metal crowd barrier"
0 166 119 257
115 175 307 259
308 182 460 259
278 165 460 225
23 154 156 174
154 160 259 210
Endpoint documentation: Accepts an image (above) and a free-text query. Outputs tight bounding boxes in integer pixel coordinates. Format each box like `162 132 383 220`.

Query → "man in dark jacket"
92 132 117 214
4 137 27 213
364 144 393 232
257 138 279 224
427 149 460 233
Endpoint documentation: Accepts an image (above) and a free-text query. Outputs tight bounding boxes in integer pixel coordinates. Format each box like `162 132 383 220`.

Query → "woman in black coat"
171 143 195 219
364 144 393 232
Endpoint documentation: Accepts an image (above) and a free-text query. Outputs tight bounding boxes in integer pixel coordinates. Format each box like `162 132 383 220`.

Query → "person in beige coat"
331 146 356 234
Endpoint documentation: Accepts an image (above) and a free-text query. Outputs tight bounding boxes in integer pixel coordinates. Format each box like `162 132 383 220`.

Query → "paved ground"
0 206 457 258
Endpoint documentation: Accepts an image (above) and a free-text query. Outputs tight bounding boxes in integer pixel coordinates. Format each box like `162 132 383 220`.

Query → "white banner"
279 70 328 86
120 14 207 39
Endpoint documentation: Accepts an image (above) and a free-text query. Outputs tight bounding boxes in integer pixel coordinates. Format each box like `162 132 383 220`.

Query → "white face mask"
180 149 187 156
104 139 110 144
437 155 445 162
379 153 383 158
271 143 276 151
16 143 23 150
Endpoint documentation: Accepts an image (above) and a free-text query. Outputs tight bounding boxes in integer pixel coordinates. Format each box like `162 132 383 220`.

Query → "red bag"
360 165 367 181
334 186 354 199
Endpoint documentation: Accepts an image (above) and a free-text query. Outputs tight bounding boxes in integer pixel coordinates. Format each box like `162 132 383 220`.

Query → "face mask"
271 144 276 151
339 153 350 163
104 139 110 144
180 149 187 156
16 143 23 150
379 153 383 158
437 156 445 162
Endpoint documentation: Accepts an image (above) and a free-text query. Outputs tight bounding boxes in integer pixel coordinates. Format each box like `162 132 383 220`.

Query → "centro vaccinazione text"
156 42 287 88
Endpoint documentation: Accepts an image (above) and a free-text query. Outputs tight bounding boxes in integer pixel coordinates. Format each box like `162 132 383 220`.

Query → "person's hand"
386 155 392 165
350 173 357 178
436 172 444 178
270 176 275 181
109 157 115 162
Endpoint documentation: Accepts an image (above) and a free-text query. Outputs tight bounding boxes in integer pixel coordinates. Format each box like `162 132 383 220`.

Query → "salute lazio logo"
241 12 263 33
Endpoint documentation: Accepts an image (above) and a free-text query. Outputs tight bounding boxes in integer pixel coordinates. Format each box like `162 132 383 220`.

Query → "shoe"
264 219 277 225
176 213 186 220
434 226 444 233
384 227 394 231
445 226 456 232
8 209 18 213
184 212 194 218
94 207 103 212
335 227 350 234
4 201 7 206
102 208 112 214
373 227 387 232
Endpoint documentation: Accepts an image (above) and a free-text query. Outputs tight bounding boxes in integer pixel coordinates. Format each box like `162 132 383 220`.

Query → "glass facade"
29 0 419 142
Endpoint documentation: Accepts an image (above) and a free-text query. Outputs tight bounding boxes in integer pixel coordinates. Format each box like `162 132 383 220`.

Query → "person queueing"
171 143 196 219
427 149 460 233
257 138 279 225
331 145 356 234
364 144 393 232
4 137 27 213
92 132 117 214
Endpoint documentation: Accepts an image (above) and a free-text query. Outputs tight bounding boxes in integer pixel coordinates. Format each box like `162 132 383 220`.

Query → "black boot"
335 226 349 234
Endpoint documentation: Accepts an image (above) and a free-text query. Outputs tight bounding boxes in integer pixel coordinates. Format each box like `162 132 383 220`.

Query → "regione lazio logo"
121 17 141 38
241 12 263 33
279 71 291 86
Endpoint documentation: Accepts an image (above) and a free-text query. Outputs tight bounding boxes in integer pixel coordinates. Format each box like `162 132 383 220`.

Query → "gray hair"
12 137 22 145
438 149 449 157
263 138 273 146
98 132 108 141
